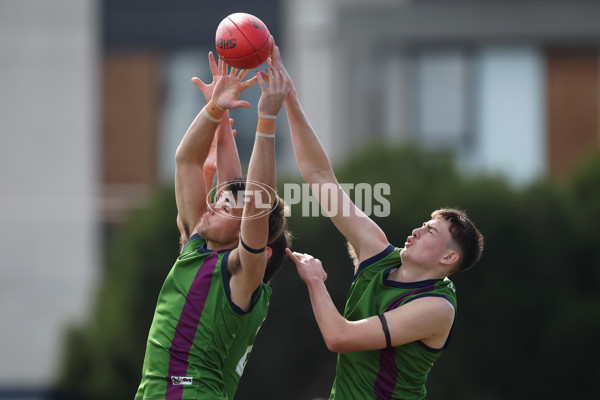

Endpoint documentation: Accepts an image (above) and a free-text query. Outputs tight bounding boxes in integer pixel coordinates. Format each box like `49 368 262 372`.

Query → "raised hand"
211 58 258 110
191 51 220 102
286 249 328 285
256 65 292 117
266 37 295 94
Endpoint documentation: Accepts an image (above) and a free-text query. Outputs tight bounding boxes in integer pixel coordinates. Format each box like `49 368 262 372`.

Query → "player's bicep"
229 246 267 311
336 298 455 353
385 297 455 348
329 316 388 353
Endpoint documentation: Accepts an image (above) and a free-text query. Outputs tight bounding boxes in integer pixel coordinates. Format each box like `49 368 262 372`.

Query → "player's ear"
265 246 273 260
441 249 459 266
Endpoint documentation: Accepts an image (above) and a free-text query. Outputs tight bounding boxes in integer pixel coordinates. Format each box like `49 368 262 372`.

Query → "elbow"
174 146 200 168
174 145 188 165
296 158 333 183
300 169 318 183
174 146 184 165
323 331 351 354
325 338 343 353
302 169 333 186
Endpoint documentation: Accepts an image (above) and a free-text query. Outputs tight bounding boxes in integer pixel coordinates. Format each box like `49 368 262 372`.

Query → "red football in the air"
215 13 272 69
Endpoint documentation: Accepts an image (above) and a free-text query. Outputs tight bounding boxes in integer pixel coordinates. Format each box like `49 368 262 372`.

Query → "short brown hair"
431 208 484 274
264 197 292 283
224 178 292 284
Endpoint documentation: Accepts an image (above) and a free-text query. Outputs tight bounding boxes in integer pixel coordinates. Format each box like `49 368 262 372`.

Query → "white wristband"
256 132 275 139
201 107 221 123
258 114 277 119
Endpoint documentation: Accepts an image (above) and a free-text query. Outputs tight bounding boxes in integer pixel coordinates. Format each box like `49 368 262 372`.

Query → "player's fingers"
266 68 277 87
290 250 314 263
271 40 282 64
237 69 249 81
208 52 218 76
229 66 238 77
280 70 292 92
285 248 299 263
269 36 277 57
242 75 258 89
218 56 226 75
191 77 205 89
271 69 284 91
275 68 285 83
256 72 268 92
231 100 250 109
257 70 270 85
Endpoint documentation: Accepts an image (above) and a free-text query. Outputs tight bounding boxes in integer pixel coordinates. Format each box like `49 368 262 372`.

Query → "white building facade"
283 0 600 185
0 0 99 395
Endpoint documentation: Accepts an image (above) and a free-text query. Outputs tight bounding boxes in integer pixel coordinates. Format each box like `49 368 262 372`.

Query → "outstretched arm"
216 117 241 187
192 52 242 197
202 117 240 197
287 250 455 353
229 40 292 310
175 55 256 246
271 45 389 267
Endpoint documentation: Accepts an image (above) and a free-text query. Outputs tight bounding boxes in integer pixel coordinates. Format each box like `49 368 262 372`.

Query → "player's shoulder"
435 277 457 300
179 233 207 256
353 244 400 279
413 278 458 310
398 294 456 326
439 277 456 292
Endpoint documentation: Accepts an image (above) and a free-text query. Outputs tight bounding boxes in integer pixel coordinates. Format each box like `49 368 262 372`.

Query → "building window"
414 48 471 148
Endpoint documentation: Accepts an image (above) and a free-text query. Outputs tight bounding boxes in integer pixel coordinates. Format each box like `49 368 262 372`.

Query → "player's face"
198 195 243 248
401 218 455 267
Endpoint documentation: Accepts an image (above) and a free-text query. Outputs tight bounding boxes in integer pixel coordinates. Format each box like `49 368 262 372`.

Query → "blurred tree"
55 146 600 400
56 189 180 400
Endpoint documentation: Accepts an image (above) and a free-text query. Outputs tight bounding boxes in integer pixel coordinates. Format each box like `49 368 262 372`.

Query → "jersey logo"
236 345 253 376
447 281 456 293
171 376 193 385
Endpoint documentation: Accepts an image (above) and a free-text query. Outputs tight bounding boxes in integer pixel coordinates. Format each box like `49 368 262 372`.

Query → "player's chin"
197 223 209 238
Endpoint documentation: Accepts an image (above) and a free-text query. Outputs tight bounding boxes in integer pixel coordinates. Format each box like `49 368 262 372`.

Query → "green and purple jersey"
135 234 271 400
330 245 457 400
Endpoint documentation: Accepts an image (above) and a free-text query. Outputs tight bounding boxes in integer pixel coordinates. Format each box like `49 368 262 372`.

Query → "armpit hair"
346 240 359 269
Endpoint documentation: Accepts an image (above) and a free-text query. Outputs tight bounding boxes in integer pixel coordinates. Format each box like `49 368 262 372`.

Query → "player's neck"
391 262 447 283
206 238 237 252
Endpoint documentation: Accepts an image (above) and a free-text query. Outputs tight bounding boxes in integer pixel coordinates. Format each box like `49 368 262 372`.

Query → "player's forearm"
239 124 276 249
216 112 242 184
245 134 276 201
285 94 335 183
175 107 219 166
175 102 225 234
305 277 350 353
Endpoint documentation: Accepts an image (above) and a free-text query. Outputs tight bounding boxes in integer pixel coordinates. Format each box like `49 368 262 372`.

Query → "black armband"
240 236 266 254
378 314 392 348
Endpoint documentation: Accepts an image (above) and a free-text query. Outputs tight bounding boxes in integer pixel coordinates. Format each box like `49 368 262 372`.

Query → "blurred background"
1 0 600 399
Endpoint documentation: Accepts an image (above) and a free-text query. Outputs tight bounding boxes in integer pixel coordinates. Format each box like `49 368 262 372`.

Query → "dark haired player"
270 40 485 399
135 44 292 400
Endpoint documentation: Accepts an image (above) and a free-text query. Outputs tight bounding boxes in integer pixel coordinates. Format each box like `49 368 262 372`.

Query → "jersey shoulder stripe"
353 244 396 281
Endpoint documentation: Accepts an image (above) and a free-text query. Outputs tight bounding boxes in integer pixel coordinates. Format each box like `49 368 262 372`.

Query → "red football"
215 13 272 69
